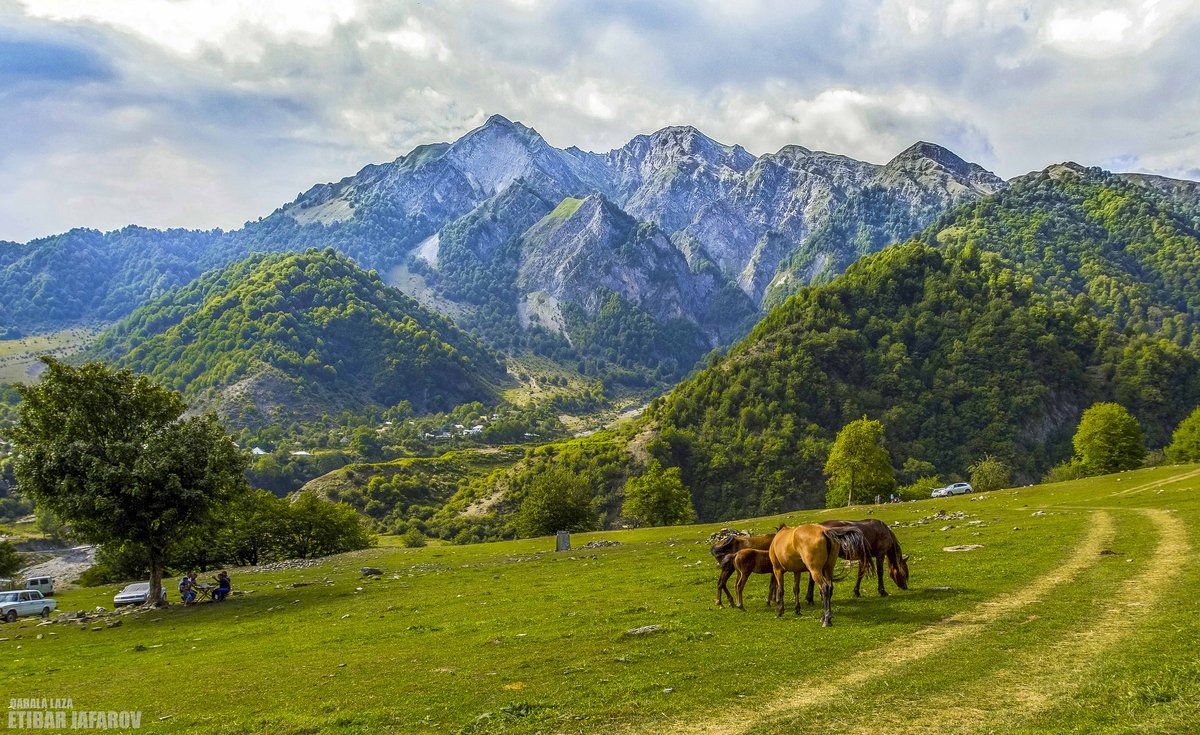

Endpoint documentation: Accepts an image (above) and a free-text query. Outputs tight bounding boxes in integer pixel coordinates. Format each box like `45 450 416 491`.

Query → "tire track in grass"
836 509 1189 735
1110 467 1200 497
635 512 1115 735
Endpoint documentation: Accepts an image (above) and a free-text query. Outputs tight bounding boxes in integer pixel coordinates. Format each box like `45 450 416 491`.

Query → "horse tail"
822 533 847 581
823 527 876 579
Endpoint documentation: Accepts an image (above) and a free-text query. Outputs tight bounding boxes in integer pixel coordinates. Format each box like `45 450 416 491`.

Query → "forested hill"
647 237 1200 519
88 249 503 427
923 163 1200 347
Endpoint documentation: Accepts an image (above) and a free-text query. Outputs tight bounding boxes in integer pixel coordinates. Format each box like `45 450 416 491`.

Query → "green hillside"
925 165 1200 346
291 170 1200 531
5 466 1199 733
89 249 504 427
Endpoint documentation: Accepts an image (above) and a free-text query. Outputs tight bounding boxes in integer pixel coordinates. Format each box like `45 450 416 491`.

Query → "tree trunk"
847 469 855 507
146 557 166 608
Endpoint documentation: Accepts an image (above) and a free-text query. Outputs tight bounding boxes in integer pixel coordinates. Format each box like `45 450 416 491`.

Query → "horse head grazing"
888 549 910 591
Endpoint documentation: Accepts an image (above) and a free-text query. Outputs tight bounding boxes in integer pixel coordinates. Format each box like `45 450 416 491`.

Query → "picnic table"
193 584 217 602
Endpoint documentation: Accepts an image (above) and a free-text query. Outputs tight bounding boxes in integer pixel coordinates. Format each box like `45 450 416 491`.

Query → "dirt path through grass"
836 508 1190 734
637 511 1116 735
1110 467 1200 497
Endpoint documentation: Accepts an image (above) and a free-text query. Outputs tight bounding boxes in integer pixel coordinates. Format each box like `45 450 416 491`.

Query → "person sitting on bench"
212 571 231 602
179 571 198 604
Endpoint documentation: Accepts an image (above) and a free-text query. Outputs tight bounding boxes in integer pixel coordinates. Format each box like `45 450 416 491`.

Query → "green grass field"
5 466 1200 734
0 326 106 384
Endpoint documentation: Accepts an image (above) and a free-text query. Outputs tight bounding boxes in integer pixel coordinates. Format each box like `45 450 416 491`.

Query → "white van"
24 577 54 597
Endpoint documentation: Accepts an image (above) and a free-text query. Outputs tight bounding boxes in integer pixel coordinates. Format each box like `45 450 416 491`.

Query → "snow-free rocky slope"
0 115 1044 376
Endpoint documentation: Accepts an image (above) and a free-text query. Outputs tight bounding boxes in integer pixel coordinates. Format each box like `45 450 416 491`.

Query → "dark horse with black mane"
804 518 909 603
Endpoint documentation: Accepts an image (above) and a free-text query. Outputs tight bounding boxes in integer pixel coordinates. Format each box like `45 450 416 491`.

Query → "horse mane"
884 526 904 572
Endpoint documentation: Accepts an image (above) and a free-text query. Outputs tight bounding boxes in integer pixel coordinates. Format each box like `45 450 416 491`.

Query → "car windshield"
122 584 149 593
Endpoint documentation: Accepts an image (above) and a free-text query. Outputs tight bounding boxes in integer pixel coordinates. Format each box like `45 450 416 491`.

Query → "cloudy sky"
2 0 1198 242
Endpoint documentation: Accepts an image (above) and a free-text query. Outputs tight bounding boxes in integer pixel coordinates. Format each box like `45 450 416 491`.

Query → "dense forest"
413 171 1200 531
88 249 504 427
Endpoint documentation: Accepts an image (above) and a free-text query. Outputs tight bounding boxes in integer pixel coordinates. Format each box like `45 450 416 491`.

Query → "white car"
932 482 973 498
0 590 56 622
113 582 167 607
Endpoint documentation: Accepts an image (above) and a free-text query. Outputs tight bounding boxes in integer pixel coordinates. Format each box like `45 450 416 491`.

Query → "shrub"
621 461 695 527
968 455 1012 492
897 476 942 502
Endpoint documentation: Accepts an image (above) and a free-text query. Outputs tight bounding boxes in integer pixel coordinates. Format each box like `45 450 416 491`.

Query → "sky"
1 0 1198 242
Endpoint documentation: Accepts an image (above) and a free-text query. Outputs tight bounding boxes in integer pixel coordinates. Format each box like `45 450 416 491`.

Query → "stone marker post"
555 530 571 552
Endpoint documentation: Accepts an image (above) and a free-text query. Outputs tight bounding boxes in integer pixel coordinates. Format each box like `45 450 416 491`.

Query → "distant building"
250 447 268 456
290 450 314 457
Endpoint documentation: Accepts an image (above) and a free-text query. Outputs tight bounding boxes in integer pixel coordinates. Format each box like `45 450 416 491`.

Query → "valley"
3 467 1197 733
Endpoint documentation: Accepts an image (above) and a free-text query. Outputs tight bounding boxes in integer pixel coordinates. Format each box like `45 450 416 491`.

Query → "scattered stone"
582 540 621 548
245 558 321 573
360 567 384 576
107 620 122 628
1099 549 1117 556
943 544 985 552
940 525 955 531
35 634 43 640
57 610 87 622
355 587 364 592
662 688 674 694
337 663 347 668
966 520 985 526
706 528 750 544
91 627 102 632
625 625 663 636
340 614 351 620
912 510 973 526
926 586 956 592
1031 511 1047 516
289 582 311 589
1013 527 1021 531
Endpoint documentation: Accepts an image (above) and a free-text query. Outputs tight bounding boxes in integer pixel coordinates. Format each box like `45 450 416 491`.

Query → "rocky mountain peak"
887 141 973 175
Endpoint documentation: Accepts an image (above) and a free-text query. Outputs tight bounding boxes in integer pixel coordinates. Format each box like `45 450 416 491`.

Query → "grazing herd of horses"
710 519 910 627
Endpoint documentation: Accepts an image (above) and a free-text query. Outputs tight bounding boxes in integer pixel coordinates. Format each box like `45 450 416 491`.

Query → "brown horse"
710 533 774 607
732 548 804 609
770 523 872 626
804 519 909 603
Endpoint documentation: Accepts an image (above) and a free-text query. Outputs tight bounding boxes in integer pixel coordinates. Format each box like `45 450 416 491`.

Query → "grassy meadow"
0 326 106 384
4 466 1200 733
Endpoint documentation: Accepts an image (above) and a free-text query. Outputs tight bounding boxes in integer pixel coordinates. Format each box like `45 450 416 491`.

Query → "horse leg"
767 573 778 606
793 570 802 614
716 566 733 607
773 567 786 618
806 576 815 605
877 555 888 596
854 561 865 598
734 568 749 610
821 550 838 627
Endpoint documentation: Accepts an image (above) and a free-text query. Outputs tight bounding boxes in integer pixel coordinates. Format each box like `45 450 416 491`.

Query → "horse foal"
710 534 774 607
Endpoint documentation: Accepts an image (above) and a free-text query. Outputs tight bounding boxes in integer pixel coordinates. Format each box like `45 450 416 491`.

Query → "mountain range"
0 115 1011 378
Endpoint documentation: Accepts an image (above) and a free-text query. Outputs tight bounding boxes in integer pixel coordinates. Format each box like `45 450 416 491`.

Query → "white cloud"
1 0 1198 241
18 0 360 59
